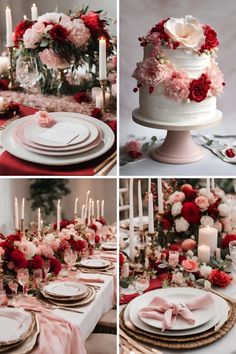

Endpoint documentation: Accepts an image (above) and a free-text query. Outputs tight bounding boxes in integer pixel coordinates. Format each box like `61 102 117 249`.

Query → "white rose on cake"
164 15 205 50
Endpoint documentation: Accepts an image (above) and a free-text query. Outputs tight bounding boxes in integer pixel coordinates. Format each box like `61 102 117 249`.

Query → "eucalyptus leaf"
142 142 150 152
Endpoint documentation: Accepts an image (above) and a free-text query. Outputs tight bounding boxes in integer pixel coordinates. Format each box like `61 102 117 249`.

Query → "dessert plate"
1 112 115 166
101 242 117 251
14 116 98 151
44 281 87 298
79 259 110 269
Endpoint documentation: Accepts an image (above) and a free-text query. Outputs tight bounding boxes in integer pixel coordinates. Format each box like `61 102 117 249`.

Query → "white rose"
214 187 225 199
171 201 182 216
172 272 186 286
164 15 205 50
200 215 214 227
200 264 212 278
204 280 212 290
214 221 222 232
231 207 236 224
218 203 230 217
199 188 211 198
175 217 189 233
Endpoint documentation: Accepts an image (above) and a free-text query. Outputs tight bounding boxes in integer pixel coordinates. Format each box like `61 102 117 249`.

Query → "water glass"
134 274 150 295
33 269 43 289
229 240 236 271
17 269 29 295
64 248 78 272
16 56 40 104
43 259 51 281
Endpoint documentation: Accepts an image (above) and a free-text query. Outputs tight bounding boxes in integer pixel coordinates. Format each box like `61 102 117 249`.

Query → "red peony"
81 12 104 35
200 25 219 52
221 234 236 249
50 24 68 42
91 107 103 119
69 239 86 252
31 255 43 269
14 20 32 47
73 91 90 104
95 235 100 244
50 257 62 275
11 249 28 269
208 269 232 288
181 202 201 224
189 74 211 102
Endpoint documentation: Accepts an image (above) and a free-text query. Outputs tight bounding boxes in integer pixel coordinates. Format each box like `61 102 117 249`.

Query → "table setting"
0 3 117 176
0 188 117 353
119 178 236 353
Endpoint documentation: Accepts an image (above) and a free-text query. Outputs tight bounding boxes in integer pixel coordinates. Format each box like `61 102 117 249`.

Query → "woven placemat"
120 299 236 350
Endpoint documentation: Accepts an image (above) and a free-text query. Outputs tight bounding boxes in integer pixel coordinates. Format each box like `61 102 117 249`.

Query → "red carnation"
7 233 21 243
31 255 43 269
81 12 104 35
221 234 236 249
91 107 103 119
181 202 201 224
73 91 90 104
200 25 219 52
208 269 231 288
189 74 211 103
14 20 32 47
95 235 100 244
50 257 62 275
50 24 68 42
11 249 28 269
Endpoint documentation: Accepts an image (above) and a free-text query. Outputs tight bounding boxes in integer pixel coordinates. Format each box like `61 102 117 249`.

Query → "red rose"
181 202 201 224
31 255 43 269
150 18 170 42
7 233 21 243
179 255 186 264
95 235 100 244
208 199 221 220
158 272 172 282
50 24 68 42
106 120 117 133
73 91 90 104
119 252 125 267
11 249 28 269
170 243 182 252
189 74 211 103
53 220 74 231
50 257 62 275
221 234 236 249
90 223 98 232
91 108 103 119
181 185 197 200
81 12 104 35
200 25 219 52
14 20 32 47
208 269 232 288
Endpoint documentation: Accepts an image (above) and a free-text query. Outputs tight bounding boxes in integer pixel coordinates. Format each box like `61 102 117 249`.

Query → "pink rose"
164 71 189 101
23 28 40 48
195 196 209 210
38 244 54 258
182 259 198 272
125 140 142 159
168 251 179 267
39 48 69 69
36 110 55 128
32 21 45 34
68 19 90 47
181 239 197 251
168 191 185 204
207 59 224 96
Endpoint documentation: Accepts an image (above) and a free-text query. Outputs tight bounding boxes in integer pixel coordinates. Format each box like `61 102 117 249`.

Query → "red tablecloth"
0 105 116 176
120 278 162 305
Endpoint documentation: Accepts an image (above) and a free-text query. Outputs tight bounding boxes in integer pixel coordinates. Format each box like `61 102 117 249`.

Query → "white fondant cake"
133 16 224 125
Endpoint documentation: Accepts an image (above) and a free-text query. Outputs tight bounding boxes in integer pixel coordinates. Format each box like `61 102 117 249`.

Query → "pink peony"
164 71 189 101
195 196 209 210
38 244 54 258
133 57 172 87
23 28 41 48
182 259 198 272
68 19 90 47
19 240 37 260
32 21 45 35
125 140 142 159
36 110 55 128
39 48 69 69
168 191 185 204
207 59 224 96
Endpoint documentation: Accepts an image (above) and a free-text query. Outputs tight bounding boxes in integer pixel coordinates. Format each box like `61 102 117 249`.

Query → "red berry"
222 82 226 86
137 83 142 88
225 148 235 158
133 87 138 93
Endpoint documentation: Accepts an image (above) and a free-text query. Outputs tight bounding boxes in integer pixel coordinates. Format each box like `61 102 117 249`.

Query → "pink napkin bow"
139 293 213 331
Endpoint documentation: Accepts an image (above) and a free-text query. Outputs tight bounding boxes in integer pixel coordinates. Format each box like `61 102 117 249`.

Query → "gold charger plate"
42 286 96 307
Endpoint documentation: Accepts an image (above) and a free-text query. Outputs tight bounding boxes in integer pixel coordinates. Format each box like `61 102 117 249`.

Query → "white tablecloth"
53 274 114 340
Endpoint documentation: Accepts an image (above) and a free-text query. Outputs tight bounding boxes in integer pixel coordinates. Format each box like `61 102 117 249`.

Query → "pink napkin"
17 296 86 354
139 293 213 331
90 253 117 262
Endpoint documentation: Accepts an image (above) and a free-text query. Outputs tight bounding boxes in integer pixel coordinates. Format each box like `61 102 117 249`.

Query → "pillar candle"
37 208 41 232
99 37 107 80
0 57 9 75
5 7 13 47
206 178 211 196
96 200 100 220
158 178 164 213
92 87 102 101
148 193 154 234
129 178 135 261
74 197 78 215
101 200 104 217
95 92 110 109
14 197 19 230
198 245 210 264
138 180 143 231
21 198 25 220
31 3 38 21
198 226 218 252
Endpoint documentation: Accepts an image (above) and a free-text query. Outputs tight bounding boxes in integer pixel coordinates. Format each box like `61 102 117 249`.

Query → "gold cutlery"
94 151 117 174
97 155 117 176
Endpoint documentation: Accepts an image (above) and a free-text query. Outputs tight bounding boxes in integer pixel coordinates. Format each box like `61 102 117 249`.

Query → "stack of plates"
101 242 117 251
1 112 115 166
79 259 112 270
41 281 95 307
122 287 231 348
0 307 39 354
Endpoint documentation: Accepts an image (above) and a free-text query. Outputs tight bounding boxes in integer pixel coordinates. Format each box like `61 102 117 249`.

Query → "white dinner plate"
120 216 149 229
15 116 99 151
1 112 115 166
101 242 117 251
44 281 88 298
79 259 110 269
128 288 228 336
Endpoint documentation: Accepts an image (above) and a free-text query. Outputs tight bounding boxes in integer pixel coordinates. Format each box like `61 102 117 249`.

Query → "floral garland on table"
133 16 225 102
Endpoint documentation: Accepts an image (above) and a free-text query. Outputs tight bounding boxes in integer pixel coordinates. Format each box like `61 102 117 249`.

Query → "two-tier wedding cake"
133 16 224 125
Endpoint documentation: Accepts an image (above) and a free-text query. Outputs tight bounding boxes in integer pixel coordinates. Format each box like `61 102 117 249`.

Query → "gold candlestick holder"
20 219 25 238
7 46 17 90
146 231 158 245
99 79 109 113
139 229 146 243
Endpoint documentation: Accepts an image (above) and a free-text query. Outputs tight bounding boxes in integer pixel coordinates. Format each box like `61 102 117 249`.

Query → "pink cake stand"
132 108 222 164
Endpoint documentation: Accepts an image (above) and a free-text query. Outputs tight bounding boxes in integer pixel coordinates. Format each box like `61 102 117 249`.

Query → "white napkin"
36 122 81 145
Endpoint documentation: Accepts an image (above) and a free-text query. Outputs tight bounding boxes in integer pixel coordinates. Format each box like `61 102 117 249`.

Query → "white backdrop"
120 0 236 176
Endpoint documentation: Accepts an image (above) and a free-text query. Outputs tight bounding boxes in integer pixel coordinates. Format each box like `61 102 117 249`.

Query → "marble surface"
120 0 236 176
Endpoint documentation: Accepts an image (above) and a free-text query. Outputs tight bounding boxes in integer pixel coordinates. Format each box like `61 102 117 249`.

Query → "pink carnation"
207 59 224 96
195 196 209 210
39 48 69 69
164 71 189 101
36 110 55 128
133 57 172 87
68 19 90 47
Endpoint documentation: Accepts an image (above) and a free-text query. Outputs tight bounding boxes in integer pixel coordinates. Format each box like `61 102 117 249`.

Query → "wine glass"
64 248 78 273
43 259 51 281
229 240 236 272
33 269 43 289
134 274 150 295
17 269 29 296
16 56 40 105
